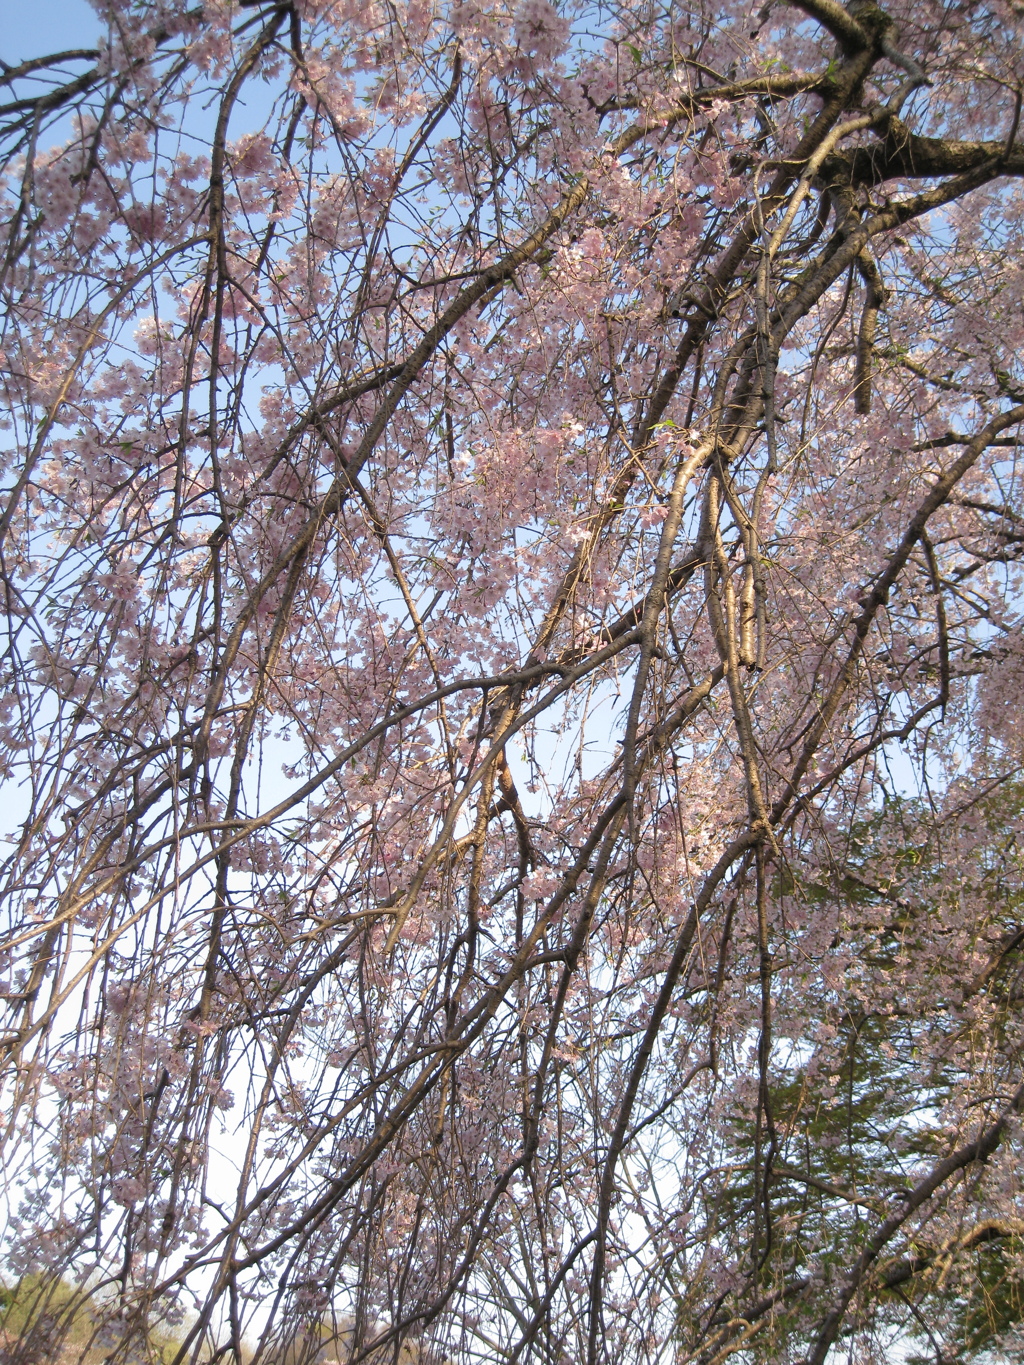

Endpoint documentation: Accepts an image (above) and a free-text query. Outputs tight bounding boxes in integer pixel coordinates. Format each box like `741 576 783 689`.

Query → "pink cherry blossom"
2 1 1024 1363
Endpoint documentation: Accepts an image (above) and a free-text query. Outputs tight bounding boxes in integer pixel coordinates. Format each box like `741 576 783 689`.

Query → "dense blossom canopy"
3 0 1024 1360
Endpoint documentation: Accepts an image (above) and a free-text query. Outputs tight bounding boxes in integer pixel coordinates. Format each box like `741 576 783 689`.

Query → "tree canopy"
2 0 1024 1361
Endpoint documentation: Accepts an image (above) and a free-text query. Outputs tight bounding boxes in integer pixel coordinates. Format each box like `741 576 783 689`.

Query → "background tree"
2 0 1024 1361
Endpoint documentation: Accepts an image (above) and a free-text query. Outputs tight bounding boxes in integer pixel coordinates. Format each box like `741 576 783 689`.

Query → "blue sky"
3 0 98 63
